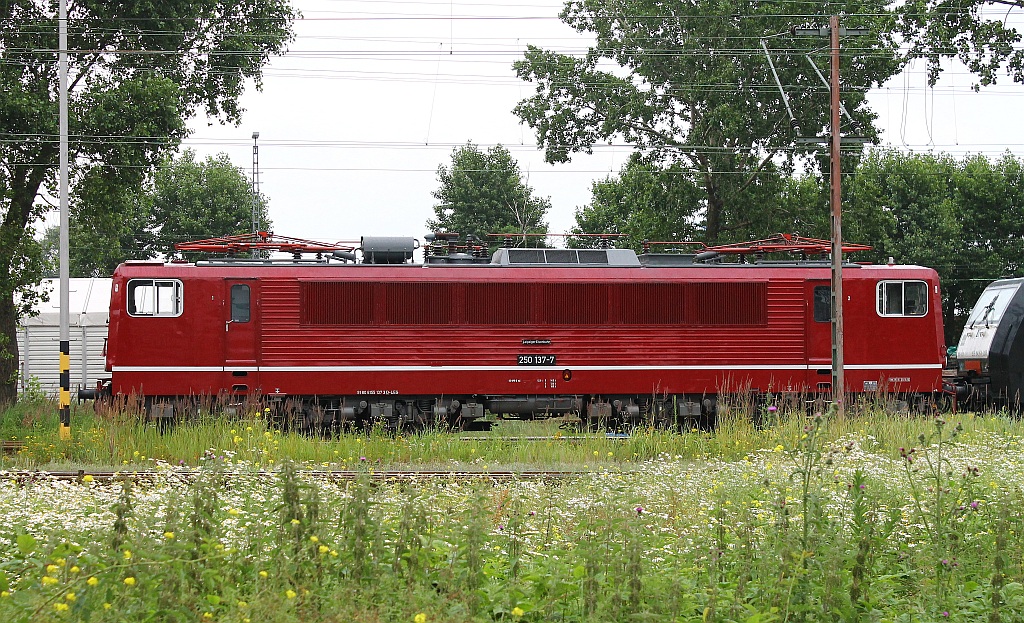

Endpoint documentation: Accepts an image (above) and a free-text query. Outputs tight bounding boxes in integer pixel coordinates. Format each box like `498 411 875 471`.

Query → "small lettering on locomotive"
356 390 399 395
522 339 552 345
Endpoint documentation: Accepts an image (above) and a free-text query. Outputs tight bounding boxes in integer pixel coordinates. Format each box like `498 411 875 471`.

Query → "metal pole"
251 131 259 258
829 14 845 417
58 0 71 439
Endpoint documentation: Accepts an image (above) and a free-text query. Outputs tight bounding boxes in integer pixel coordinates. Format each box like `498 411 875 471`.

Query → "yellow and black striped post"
59 340 71 439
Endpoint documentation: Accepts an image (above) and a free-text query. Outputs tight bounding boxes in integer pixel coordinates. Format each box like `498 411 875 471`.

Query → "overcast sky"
180 0 1024 245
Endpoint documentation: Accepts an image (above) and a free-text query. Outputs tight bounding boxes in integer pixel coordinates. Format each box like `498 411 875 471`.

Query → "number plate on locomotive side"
517 354 556 366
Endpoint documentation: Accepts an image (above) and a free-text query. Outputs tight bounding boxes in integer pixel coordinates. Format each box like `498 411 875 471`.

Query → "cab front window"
127 279 183 317
877 280 927 317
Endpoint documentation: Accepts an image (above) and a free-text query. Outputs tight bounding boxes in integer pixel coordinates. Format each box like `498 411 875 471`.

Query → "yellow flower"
46 564 59 574
607 452 614 457
330 550 338 557
318 545 329 554
258 571 269 579
54 603 70 612
0 591 8 598
69 566 80 573
285 589 297 599
231 429 236 435
65 592 76 602
233 436 243 444
228 508 240 516
164 531 175 539
41 576 59 585
773 445 784 453
123 576 136 586
87 577 98 586
103 603 112 610
309 535 319 543
122 550 132 560
83 474 94 483
55 558 65 565
414 614 427 623
290 518 300 525
203 612 213 619
593 450 599 456
237 601 248 608
512 607 525 617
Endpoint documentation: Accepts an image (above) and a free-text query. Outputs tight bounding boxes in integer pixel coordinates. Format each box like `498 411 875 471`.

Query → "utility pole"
58 0 71 439
829 15 845 417
793 17 869 417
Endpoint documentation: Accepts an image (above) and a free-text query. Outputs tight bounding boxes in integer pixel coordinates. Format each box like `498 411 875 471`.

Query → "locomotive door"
806 281 833 391
224 279 260 394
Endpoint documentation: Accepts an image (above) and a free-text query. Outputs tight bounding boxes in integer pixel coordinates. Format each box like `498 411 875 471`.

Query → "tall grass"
3 396 1024 471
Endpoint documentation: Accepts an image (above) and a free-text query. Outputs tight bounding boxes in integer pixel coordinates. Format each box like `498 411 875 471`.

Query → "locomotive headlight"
562 369 572 381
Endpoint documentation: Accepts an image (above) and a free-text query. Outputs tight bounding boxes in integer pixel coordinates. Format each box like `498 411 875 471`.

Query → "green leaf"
206 595 221 606
16 534 37 556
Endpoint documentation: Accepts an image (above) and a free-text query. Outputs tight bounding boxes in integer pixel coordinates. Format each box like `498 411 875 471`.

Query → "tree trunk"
0 161 51 403
704 178 724 244
0 292 18 405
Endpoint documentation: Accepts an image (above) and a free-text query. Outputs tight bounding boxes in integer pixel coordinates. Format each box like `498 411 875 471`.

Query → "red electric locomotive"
93 233 947 430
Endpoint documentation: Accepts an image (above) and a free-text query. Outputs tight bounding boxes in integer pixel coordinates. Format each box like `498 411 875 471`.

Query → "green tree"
0 0 297 402
427 143 550 249
148 150 271 261
572 153 829 250
40 150 269 275
570 154 703 250
513 0 901 244
844 150 1024 345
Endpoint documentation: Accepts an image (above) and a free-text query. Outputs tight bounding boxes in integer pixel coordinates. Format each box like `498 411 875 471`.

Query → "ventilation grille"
300 281 766 326
506 249 609 265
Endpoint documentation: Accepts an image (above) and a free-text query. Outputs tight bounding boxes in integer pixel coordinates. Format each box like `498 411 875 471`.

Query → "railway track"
1 468 592 484
1 434 629 457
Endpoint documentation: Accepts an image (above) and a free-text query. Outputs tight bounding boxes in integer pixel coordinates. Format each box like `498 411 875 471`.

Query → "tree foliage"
427 143 550 249
898 0 1024 87
147 150 271 262
0 0 297 402
514 0 900 244
40 150 271 276
845 150 1024 344
572 153 829 250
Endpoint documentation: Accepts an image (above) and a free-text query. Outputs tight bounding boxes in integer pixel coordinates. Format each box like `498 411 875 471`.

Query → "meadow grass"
3 396 1024 471
4 399 1024 621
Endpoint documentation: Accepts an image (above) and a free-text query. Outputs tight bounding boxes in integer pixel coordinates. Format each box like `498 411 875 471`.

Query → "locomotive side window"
813 286 831 322
876 280 928 317
231 285 250 322
127 279 183 317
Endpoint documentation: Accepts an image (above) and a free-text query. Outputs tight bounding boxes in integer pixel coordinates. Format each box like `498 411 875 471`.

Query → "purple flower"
529 511 536 516
970 500 979 510
359 456 367 462
767 405 778 412
942 612 949 618
635 506 644 515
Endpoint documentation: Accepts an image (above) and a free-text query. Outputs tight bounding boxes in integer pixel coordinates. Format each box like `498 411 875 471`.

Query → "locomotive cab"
955 277 1024 409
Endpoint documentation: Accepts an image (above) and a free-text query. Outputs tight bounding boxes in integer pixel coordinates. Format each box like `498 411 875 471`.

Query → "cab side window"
231 284 250 322
877 280 928 317
813 285 831 322
127 279 183 317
